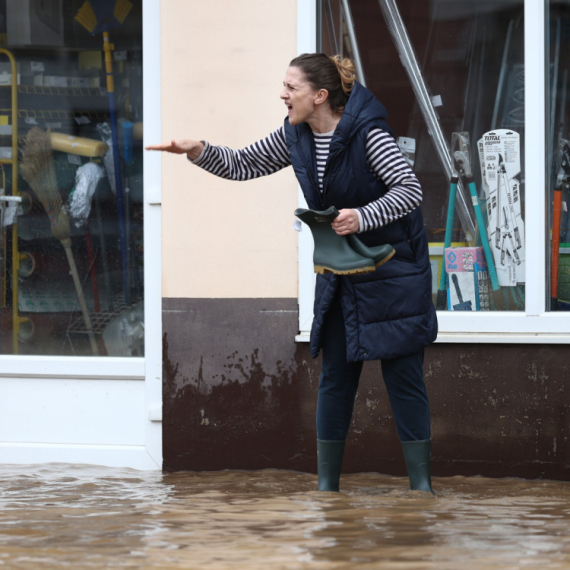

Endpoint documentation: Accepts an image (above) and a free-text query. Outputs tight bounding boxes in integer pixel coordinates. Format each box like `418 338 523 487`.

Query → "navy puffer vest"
285 82 438 361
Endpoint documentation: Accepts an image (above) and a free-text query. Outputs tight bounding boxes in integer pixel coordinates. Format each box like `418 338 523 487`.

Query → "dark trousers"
317 294 431 442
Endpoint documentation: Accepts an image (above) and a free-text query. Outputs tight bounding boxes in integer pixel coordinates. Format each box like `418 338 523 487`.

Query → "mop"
20 128 99 356
51 132 114 313
75 0 133 304
69 162 105 226
69 161 106 314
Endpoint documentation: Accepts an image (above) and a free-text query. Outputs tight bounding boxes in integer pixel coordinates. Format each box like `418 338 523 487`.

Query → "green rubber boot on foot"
401 439 435 495
294 207 394 275
317 439 345 492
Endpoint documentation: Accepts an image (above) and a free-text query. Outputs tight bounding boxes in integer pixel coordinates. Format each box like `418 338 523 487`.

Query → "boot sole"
314 265 375 275
314 248 396 275
374 248 396 267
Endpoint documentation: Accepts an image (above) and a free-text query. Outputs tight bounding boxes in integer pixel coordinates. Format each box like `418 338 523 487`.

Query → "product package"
477 129 525 286
445 247 490 311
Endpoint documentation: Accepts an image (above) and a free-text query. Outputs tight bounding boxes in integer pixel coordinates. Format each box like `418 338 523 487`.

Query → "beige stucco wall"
160 0 299 298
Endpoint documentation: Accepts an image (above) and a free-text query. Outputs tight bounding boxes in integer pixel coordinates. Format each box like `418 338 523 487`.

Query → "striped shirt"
191 125 422 233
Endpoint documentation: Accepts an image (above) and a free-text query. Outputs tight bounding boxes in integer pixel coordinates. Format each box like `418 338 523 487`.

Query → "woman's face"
281 66 321 126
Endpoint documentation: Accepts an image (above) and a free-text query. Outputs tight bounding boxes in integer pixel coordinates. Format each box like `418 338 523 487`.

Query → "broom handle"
104 31 129 305
61 238 99 356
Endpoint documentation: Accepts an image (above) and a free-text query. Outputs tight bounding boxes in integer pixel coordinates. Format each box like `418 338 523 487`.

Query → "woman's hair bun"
288 52 356 113
330 55 356 95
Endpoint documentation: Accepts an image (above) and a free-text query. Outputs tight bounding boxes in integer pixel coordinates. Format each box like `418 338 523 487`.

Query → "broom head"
20 128 70 242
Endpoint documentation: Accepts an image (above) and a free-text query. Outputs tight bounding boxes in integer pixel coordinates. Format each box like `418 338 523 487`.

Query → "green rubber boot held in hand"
294 207 395 275
401 439 436 495
346 233 396 268
317 439 346 492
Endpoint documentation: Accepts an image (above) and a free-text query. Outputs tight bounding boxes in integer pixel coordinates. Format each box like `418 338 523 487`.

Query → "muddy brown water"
1 465 570 569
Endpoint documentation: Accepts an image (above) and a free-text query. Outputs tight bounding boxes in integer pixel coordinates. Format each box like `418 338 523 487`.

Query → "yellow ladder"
0 48 28 354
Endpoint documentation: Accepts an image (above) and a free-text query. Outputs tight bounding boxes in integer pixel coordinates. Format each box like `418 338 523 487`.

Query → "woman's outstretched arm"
146 139 204 160
146 127 291 181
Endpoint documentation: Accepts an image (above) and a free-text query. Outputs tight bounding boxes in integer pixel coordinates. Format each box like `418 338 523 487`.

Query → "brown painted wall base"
163 298 570 480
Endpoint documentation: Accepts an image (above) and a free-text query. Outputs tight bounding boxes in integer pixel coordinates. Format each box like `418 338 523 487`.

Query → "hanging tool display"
451 133 502 308
436 132 499 310
377 0 476 244
551 139 570 310
438 133 504 310
75 0 133 305
488 31 525 309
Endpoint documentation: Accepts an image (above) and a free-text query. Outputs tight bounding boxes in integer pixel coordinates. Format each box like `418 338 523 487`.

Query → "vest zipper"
297 141 324 209
322 147 344 204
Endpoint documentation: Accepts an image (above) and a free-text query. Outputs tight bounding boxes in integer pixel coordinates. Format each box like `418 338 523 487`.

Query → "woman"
147 53 438 494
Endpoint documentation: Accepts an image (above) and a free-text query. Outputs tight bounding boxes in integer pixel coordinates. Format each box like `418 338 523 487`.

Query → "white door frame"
0 0 162 470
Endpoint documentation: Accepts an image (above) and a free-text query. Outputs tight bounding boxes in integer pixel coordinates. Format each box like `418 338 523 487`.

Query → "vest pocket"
393 239 417 264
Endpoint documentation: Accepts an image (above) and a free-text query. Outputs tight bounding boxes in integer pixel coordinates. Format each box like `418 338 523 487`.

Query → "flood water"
1 465 570 569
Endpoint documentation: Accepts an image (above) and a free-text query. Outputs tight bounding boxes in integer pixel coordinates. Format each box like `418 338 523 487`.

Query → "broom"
20 128 99 356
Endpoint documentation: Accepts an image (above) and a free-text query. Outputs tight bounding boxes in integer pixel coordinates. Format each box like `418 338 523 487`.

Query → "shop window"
319 0 525 312
294 0 565 340
0 0 144 356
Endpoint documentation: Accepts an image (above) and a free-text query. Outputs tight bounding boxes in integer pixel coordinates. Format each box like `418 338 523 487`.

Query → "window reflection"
319 0 525 311
0 1 144 355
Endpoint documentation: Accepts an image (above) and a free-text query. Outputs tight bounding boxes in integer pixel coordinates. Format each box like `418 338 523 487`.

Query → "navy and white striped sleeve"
190 126 291 180
356 128 423 232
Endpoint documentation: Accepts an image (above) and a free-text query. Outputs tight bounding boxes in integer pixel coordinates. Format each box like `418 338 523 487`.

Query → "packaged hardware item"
478 129 525 286
445 246 489 311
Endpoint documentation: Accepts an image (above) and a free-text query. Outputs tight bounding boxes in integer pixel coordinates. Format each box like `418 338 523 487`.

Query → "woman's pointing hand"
145 139 205 160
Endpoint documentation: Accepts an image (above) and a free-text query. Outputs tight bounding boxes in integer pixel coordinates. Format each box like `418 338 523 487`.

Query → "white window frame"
297 0 567 344
0 0 162 468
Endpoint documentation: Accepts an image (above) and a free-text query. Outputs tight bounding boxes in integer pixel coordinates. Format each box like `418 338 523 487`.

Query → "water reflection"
1 465 570 569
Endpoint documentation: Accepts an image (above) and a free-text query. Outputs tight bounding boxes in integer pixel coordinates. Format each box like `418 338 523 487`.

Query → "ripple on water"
0 465 570 569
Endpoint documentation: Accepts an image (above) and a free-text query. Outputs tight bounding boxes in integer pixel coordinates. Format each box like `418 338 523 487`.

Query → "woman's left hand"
332 209 359 235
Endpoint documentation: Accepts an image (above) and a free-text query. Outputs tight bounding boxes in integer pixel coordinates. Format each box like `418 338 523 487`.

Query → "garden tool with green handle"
435 157 459 310
453 148 502 304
